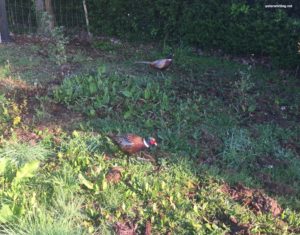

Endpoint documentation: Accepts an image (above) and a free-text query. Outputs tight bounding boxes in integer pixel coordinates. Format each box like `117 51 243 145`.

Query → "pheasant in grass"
108 133 157 154
135 55 173 70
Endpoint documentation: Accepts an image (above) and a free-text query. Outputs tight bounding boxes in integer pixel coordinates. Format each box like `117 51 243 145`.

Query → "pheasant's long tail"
134 61 152 64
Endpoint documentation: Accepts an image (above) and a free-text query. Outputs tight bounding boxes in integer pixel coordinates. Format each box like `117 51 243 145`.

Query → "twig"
82 0 91 37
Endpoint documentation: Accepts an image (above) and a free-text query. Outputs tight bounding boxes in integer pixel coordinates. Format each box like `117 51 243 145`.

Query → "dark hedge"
87 0 300 69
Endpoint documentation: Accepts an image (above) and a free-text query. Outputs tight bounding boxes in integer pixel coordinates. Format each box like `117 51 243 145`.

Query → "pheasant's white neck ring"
143 139 149 148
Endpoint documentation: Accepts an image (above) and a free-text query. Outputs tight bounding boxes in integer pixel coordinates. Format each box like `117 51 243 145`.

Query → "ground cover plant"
0 36 300 234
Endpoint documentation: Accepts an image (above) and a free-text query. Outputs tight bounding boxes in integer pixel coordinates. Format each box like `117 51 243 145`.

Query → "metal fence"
6 0 86 34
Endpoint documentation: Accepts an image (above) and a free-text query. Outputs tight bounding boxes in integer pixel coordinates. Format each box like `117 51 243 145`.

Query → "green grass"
0 40 300 234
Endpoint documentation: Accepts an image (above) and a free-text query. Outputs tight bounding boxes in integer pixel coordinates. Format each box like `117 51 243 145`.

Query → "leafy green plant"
231 67 256 114
0 95 24 135
0 144 48 224
0 60 11 78
53 65 173 119
33 96 52 122
48 26 69 65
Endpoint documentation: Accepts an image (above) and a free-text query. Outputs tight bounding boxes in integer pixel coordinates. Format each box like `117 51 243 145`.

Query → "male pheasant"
135 55 173 70
108 133 157 154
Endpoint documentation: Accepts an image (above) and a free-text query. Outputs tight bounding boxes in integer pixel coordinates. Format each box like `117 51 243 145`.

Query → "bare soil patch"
106 166 124 184
114 221 137 235
221 183 282 217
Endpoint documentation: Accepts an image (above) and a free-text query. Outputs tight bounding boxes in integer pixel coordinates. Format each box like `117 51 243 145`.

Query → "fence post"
0 0 11 42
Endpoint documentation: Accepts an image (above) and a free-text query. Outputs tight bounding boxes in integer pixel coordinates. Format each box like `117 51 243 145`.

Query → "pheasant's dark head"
166 53 173 59
145 137 157 147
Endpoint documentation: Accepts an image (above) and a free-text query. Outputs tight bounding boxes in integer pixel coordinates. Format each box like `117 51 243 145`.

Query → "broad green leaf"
144 88 151 99
97 65 106 74
152 203 158 212
0 158 9 175
121 90 132 98
145 119 153 128
89 82 97 94
123 111 132 119
205 223 212 231
89 108 96 117
14 160 40 183
162 94 169 107
121 203 126 211
248 104 256 112
101 177 108 191
145 182 149 191
78 173 94 190
0 204 13 223
161 181 166 190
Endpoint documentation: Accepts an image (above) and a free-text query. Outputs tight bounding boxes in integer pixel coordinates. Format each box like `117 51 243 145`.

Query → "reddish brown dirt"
221 183 282 217
1 76 83 138
145 220 152 235
114 221 137 235
106 166 123 184
0 78 42 96
14 128 41 146
12 35 52 45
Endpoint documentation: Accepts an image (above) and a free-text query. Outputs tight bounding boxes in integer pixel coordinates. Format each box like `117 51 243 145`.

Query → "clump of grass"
92 40 122 52
34 132 297 234
0 60 11 78
2 193 85 235
221 127 253 168
0 142 51 167
231 67 257 114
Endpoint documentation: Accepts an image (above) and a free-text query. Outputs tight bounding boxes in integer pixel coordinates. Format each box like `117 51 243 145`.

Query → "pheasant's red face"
149 138 157 146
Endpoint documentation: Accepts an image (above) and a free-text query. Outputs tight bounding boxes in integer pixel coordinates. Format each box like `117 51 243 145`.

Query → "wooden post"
0 0 11 43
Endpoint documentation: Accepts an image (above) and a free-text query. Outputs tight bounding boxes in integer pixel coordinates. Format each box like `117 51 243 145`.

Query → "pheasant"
135 55 173 70
108 133 157 154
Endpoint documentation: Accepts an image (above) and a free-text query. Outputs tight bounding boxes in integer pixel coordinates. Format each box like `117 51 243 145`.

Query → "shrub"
87 0 300 69
0 95 24 136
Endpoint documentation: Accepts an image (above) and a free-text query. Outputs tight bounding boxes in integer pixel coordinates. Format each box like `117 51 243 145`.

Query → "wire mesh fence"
6 0 86 34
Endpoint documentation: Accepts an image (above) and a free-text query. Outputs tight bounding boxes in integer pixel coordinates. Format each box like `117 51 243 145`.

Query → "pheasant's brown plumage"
109 133 157 154
150 58 172 70
135 56 173 70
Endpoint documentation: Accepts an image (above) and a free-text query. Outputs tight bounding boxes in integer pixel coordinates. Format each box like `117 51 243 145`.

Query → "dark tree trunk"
0 0 10 43
35 0 44 11
35 0 55 35
45 0 55 29
35 0 45 34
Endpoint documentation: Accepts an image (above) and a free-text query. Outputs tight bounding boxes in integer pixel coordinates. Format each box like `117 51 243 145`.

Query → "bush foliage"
5 0 300 68
87 0 300 68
